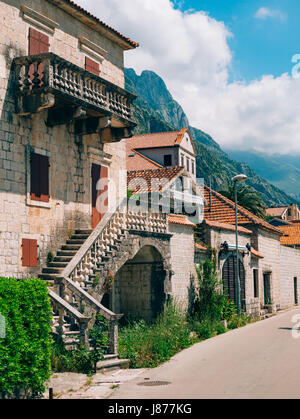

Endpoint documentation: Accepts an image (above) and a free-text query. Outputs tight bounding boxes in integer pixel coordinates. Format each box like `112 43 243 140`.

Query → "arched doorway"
222 255 246 308
107 246 166 321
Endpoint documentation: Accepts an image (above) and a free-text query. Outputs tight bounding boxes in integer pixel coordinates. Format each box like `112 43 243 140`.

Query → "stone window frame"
21 5 59 35
26 145 51 209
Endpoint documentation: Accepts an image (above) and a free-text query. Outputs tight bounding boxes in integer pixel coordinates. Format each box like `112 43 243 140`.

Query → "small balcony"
14 53 136 142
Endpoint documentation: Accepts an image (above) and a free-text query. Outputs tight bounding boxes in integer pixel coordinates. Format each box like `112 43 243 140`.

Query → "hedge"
0 278 52 398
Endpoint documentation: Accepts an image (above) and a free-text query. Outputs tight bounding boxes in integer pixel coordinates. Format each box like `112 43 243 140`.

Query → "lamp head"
232 174 248 183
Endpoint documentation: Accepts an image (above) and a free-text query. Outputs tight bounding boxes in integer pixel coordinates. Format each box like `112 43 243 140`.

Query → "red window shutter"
22 239 30 267
85 57 100 76
22 239 38 267
29 240 38 267
29 28 49 55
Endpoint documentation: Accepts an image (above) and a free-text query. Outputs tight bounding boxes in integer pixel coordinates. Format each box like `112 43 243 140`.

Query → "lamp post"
232 174 248 314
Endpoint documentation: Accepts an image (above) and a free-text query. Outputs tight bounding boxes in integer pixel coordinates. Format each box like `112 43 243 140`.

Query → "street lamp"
232 174 248 314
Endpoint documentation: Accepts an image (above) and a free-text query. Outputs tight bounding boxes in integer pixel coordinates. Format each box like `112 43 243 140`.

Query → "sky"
76 0 300 155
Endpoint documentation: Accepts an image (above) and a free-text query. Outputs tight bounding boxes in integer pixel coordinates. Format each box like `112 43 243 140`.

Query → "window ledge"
26 197 51 209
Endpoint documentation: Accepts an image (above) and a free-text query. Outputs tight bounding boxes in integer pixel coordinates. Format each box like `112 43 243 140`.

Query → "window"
253 269 259 298
192 161 195 175
186 158 190 172
30 153 50 202
181 155 184 167
164 155 172 166
22 239 38 267
294 277 298 305
85 57 100 76
29 27 49 55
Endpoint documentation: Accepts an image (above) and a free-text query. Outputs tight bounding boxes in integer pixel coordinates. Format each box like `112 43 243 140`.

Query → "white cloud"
254 7 287 22
76 0 300 154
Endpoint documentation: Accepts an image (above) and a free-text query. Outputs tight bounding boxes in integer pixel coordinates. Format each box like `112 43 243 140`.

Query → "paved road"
110 308 300 399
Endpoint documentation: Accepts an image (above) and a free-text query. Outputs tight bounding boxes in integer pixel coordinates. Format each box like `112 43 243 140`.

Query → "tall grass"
118 303 196 368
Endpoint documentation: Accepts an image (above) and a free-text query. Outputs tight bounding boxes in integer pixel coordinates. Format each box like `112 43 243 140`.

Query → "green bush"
192 319 214 340
119 303 196 368
0 278 52 399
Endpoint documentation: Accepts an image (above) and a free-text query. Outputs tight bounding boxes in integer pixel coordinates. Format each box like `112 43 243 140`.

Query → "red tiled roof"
204 220 252 235
169 214 196 227
204 186 282 235
279 224 300 246
127 149 163 171
195 243 208 251
251 248 264 259
127 167 184 194
127 128 190 151
49 0 139 49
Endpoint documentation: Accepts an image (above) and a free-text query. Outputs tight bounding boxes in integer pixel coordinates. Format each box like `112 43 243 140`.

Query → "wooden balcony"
14 53 136 142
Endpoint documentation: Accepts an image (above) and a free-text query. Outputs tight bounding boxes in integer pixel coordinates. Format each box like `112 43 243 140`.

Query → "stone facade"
280 246 300 309
0 0 130 278
169 222 195 310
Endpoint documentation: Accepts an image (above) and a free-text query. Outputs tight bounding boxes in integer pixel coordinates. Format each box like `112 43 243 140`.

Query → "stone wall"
169 223 195 311
280 245 300 309
0 0 128 278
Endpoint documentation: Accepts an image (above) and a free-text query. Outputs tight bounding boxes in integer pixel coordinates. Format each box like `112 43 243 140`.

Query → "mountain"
227 150 300 201
125 68 300 207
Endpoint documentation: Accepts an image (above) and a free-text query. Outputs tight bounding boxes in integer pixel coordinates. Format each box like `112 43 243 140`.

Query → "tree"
219 184 267 218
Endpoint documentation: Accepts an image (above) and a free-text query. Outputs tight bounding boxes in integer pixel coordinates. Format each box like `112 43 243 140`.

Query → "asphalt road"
110 308 300 399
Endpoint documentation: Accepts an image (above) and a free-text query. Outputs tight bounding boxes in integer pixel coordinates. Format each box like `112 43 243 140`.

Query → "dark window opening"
186 158 190 172
294 277 298 305
164 155 172 166
30 153 50 203
192 161 195 175
253 269 259 298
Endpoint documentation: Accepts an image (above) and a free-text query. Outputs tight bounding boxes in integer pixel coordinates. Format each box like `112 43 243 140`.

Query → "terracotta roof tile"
127 167 184 194
49 0 139 49
204 186 282 235
126 149 163 171
169 214 196 227
251 248 264 259
279 224 300 246
127 128 189 151
195 243 208 251
204 220 252 235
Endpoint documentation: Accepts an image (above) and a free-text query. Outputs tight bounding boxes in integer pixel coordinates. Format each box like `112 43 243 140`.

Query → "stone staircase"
39 203 168 371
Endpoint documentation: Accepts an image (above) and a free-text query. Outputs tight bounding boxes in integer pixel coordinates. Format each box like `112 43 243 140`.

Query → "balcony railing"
14 53 136 126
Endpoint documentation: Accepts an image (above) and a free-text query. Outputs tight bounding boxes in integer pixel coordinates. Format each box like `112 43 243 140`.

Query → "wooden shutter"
29 28 49 55
30 153 49 203
85 57 100 76
22 239 38 267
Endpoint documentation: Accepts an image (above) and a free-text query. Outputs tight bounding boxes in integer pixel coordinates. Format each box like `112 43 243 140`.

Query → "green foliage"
192 319 214 340
191 254 225 323
227 314 250 330
0 278 52 399
119 303 195 368
51 315 108 374
221 297 237 321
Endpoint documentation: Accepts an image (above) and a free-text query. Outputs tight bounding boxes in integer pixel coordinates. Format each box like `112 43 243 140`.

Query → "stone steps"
96 356 130 372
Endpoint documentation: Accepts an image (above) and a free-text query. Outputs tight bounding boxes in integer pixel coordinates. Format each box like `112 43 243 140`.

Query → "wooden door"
91 163 108 229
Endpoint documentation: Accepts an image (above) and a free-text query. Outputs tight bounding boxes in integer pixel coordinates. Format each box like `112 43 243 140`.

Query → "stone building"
0 0 200 351
266 204 300 222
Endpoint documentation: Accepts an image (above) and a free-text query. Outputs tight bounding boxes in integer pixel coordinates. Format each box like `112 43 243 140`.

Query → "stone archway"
110 245 167 321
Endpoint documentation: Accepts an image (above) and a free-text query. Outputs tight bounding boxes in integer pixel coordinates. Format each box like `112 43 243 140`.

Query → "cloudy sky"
76 0 300 155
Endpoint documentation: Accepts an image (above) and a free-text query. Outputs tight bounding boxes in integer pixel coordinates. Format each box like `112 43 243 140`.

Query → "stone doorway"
109 246 166 321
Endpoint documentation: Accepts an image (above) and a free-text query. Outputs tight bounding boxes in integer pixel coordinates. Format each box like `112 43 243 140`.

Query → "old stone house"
266 204 300 223
0 0 200 353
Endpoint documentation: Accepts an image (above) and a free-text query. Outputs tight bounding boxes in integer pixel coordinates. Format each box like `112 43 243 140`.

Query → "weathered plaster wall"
280 245 300 309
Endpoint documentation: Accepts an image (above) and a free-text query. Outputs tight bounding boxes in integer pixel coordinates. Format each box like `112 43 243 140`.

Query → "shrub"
192 319 214 340
192 252 225 323
0 278 52 399
118 303 195 368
